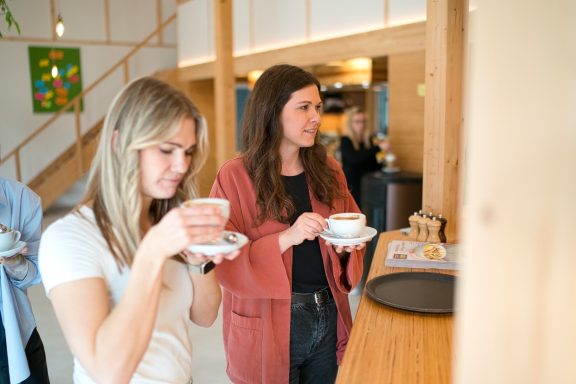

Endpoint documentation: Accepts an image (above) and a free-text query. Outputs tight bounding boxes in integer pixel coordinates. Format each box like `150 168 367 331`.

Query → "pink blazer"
210 156 364 384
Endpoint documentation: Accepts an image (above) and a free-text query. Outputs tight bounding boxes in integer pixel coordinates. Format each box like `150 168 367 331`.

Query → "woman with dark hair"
210 64 368 383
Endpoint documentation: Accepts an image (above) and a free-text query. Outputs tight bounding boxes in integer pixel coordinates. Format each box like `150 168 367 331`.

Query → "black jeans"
289 295 338 384
0 321 50 384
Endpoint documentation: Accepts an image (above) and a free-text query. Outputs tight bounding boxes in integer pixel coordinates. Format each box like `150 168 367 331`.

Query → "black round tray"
365 272 456 313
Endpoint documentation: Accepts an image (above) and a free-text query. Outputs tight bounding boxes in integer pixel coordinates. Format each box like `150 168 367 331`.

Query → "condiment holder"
406 210 448 243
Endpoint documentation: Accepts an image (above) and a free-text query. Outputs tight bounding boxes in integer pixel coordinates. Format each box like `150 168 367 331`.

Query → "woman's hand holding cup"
325 213 366 238
178 198 241 263
279 212 326 251
140 200 228 261
324 213 367 254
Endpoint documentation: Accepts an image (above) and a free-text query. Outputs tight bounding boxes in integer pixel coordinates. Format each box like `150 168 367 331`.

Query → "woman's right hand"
279 212 326 252
139 205 226 260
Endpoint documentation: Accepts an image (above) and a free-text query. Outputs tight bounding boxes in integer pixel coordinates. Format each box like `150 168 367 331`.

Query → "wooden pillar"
214 0 236 166
423 0 467 242
456 2 576 383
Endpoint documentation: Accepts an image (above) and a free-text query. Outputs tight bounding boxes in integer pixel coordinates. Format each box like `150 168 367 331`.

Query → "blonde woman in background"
39 77 239 383
339 107 390 207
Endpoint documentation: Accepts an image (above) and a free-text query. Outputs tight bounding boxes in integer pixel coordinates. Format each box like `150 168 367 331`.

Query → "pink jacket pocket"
227 312 263 383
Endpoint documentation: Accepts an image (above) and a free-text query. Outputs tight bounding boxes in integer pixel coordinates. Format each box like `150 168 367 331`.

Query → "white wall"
0 0 178 182
455 1 576 383
178 0 426 65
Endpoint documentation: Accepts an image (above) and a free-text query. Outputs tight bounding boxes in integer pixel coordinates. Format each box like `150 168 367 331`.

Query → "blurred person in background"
339 107 390 208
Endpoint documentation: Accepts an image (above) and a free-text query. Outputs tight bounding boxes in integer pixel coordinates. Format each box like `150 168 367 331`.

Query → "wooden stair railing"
27 119 103 210
0 13 176 209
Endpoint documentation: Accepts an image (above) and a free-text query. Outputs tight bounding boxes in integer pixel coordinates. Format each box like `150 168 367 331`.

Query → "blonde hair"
81 76 208 268
344 106 372 150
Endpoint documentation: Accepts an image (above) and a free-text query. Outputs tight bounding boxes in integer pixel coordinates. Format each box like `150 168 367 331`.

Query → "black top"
281 172 328 293
340 136 381 207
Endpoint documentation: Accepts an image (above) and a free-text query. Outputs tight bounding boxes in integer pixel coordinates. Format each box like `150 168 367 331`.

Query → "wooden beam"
156 0 164 45
178 22 426 82
49 0 56 40
104 0 111 43
177 62 217 84
422 0 467 241
213 0 237 166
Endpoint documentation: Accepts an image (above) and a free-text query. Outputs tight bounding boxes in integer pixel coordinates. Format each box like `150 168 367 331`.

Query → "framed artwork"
28 46 83 113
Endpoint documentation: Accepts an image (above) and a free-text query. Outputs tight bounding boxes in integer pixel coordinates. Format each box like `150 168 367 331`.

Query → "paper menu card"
385 240 460 270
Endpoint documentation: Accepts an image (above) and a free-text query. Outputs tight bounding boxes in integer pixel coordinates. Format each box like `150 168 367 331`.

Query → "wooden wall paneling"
388 51 425 174
320 113 343 135
214 0 237 167
371 56 388 83
183 79 217 198
311 64 371 87
157 69 218 197
178 22 425 81
423 0 467 242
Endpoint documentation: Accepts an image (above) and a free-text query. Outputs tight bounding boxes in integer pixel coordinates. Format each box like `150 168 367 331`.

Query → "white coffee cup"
181 198 230 221
326 213 366 238
0 229 21 252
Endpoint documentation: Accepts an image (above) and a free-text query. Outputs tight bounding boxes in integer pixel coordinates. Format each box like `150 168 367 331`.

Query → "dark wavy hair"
242 64 344 224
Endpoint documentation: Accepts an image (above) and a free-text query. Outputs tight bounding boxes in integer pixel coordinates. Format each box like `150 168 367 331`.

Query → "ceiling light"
247 70 264 87
55 14 65 37
347 58 371 70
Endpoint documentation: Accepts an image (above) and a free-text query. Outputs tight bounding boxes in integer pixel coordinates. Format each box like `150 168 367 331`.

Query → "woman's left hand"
325 241 366 254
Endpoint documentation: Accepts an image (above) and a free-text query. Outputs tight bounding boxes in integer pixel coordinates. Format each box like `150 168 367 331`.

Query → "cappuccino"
326 213 366 238
332 215 359 221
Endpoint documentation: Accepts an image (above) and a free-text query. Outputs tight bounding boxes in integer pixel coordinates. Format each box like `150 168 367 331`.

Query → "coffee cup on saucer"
0 227 21 252
326 213 366 238
181 198 230 221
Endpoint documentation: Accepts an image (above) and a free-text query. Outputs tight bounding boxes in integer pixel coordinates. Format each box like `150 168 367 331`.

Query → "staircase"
27 120 103 209
0 14 176 210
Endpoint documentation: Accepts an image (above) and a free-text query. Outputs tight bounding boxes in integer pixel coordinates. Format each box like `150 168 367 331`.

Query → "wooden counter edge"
336 230 456 384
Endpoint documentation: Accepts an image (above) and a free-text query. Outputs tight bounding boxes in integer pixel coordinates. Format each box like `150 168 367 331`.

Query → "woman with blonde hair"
39 76 239 383
340 106 389 207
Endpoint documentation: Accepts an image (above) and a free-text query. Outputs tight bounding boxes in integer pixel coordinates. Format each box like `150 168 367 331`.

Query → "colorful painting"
28 46 83 113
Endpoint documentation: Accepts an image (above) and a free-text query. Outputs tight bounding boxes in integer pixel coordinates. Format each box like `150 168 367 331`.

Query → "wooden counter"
336 230 455 384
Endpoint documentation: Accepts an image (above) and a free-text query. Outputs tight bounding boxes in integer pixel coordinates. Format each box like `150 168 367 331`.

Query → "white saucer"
0 241 26 258
320 227 378 246
382 166 400 174
187 231 248 256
